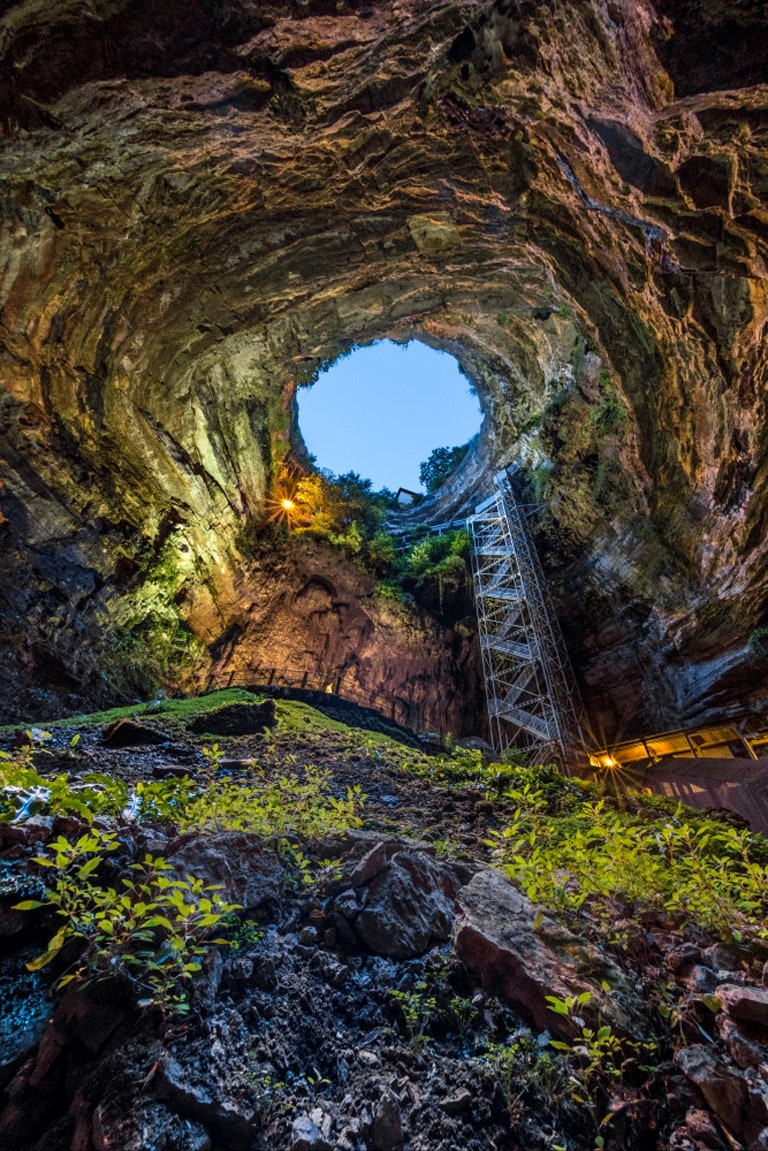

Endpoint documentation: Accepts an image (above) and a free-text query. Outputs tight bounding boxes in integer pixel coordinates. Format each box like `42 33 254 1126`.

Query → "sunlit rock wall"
0 0 766 735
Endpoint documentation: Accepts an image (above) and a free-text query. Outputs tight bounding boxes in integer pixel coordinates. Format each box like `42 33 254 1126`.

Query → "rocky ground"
2 691 768 1150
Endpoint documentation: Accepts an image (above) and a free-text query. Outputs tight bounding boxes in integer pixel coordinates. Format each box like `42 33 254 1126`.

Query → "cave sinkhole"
296 340 483 491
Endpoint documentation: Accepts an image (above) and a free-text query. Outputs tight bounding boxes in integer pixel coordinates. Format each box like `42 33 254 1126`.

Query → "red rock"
166 832 284 910
371 1088 402 1151
684 1107 728 1150
718 985 768 1028
717 1014 766 1069
346 841 390 888
454 868 649 1040
675 1044 747 1138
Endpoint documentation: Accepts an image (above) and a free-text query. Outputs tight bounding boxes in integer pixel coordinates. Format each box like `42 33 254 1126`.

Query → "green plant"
489 794 768 944
372 579 404 603
390 981 437 1053
202 742 225 784
445 995 475 1039
246 1065 287 1124
404 528 471 610
546 992 653 1148
589 372 628 437
15 829 240 1021
0 748 197 826
219 912 263 952
290 470 395 561
179 767 365 842
367 530 397 573
418 444 470 493
485 1031 565 1119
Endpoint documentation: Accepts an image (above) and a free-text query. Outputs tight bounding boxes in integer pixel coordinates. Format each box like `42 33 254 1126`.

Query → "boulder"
355 850 468 959
454 868 650 1040
371 1087 402 1151
683 1108 729 1150
188 701 276 735
291 1113 332 1150
717 1014 766 1069
101 719 168 748
675 1044 747 1138
155 1056 253 1151
166 832 284 910
718 984 768 1028
438 1088 473 1115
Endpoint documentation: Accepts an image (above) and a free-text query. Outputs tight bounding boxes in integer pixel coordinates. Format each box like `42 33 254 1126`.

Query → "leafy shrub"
546 992 654 1147
390 981 437 1053
404 528 471 609
178 767 365 841
16 829 239 1019
490 796 768 943
367 530 397 573
372 579 404 603
419 443 470 493
485 1031 565 1120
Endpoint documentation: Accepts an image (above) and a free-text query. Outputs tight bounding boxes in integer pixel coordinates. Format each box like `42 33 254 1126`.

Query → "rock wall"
206 537 484 738
1 0 767 733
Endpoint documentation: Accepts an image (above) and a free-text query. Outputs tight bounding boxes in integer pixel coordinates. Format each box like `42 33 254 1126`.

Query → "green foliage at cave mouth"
419 443 471 493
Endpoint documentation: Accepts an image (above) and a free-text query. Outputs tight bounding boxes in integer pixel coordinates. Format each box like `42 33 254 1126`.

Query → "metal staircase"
467 470 587 767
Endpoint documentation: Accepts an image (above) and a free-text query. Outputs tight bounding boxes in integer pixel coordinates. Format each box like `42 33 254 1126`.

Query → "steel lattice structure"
467 470 587 767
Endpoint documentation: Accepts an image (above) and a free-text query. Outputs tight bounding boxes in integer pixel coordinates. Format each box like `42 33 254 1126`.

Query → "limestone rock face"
1 1 767 731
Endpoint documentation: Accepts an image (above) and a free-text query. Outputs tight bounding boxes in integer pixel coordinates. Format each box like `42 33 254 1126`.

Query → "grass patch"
0 688 267 733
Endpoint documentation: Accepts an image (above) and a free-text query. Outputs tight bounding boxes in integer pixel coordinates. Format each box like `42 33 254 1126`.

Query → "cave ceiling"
1 0 767 735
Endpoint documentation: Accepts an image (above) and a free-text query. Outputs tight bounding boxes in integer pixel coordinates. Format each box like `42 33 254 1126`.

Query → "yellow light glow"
281 499 295 511
602 755 617 769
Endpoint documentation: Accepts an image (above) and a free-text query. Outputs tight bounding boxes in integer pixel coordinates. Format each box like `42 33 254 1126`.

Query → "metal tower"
467 469 587 767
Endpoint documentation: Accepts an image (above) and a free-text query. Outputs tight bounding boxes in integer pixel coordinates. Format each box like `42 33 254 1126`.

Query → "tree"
418 444 469 493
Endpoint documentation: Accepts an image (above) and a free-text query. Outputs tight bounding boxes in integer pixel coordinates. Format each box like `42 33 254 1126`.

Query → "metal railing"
204 666 451 740
590 720 768 770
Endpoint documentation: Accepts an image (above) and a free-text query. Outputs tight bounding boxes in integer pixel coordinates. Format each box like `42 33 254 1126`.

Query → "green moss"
0 688 266 732
749 627 768 663
589 371 629 436
273 699 401 746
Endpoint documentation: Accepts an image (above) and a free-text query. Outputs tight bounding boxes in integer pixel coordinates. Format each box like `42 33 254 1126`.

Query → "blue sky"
297 340 482 491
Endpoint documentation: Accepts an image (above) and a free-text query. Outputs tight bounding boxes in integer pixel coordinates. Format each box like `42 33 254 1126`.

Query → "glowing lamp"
281 499 295 511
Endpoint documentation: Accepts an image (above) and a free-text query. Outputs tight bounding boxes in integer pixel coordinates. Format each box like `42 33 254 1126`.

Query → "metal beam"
467 470 587 768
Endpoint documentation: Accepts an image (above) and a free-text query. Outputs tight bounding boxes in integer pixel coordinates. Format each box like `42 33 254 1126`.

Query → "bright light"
281 499 295 511
602 755 617 769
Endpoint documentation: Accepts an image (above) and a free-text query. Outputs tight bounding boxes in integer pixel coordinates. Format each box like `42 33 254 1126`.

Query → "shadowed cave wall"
1 0 767 738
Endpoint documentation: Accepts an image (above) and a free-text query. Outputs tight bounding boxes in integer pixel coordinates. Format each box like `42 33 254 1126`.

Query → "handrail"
590 718 768 768
203 667 450 740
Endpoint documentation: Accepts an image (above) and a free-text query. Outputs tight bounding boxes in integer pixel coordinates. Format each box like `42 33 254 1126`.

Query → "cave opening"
295 339 483 494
